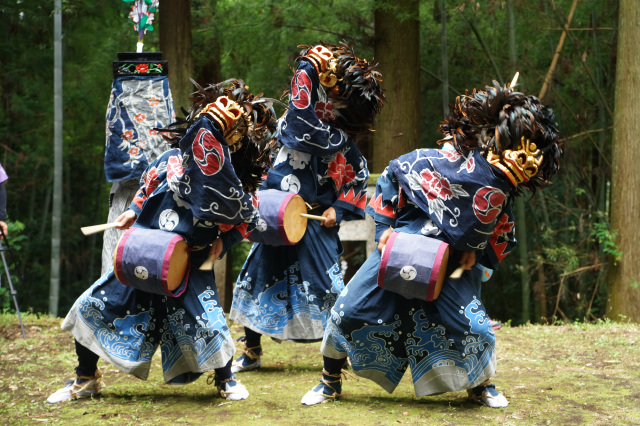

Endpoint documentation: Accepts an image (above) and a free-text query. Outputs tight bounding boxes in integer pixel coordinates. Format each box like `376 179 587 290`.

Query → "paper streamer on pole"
123 0 159 52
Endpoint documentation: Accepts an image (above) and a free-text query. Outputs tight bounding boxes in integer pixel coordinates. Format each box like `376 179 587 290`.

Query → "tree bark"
607 0 640 322
371 0 420 173
159 0 194 114
194 0 221 84
50 0 62 316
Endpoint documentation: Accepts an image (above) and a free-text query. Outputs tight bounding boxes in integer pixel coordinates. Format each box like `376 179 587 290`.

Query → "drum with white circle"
113 227 190 297
377 232 449 301
248 189 308 246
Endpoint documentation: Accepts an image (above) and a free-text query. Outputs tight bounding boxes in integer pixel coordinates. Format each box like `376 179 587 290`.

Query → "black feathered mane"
157 78 279 193
295 41 385 136
438 81 561 195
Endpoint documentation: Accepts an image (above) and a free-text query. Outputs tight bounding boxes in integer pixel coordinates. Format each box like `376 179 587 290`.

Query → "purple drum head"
377 232 448 301
114 228 189 297
248 189 298 246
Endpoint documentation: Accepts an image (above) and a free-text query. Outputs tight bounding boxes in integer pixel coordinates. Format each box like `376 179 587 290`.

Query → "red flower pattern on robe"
420 169 453 200
133 189 146 209
441 149 461 161
328 152 356 190
167 155 185 181
143 167 160 196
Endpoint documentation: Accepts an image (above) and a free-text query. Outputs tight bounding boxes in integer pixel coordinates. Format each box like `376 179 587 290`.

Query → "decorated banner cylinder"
377 232 449 301
114 228 190 297
105 52 175 182
248 189 308 246
102 52 176 276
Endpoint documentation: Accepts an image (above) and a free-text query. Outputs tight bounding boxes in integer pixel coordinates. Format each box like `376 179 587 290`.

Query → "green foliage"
0 289 9 311
592 220 622 263
229 241 253 281
0 0 620 325
0 220 26 312
542 244 580 272
191 0 375 99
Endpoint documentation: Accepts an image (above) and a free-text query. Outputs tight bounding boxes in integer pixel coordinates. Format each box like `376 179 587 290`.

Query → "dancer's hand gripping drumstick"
320 207 337 227
301 207 337 227
80 210 137 235
377 227 394 253
450 250 476 279
199 238 223 271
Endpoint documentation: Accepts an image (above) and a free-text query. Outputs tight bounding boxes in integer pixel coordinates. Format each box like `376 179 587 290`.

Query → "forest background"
0 0 632 326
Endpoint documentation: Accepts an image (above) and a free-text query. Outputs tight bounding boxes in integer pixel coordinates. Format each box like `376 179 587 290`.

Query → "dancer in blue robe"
301 80 561 408
47 80 278 403
229 42 384 372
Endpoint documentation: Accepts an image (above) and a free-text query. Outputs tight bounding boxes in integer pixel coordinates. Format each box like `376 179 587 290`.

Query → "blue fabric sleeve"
278 60 349 156
218 228 244 259
375 223 392 242
365 168 399 231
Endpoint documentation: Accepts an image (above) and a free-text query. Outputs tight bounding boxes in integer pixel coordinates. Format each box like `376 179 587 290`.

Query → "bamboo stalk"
538 0 579 100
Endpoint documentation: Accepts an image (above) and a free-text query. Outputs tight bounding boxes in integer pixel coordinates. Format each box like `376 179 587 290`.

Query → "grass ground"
0 312 639 425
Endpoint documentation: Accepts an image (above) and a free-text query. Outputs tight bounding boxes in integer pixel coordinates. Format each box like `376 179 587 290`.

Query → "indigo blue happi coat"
62 117 257 384
322 148 517 396
229 60 369 341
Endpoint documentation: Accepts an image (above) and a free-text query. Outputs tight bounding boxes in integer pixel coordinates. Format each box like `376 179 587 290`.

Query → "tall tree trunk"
50 0 62 316
195 0 222 84
371 0 420 173
607 0 640 322
159 0 193 114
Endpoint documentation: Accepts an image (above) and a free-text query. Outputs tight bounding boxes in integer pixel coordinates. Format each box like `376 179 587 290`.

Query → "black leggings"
323 355 348 375
244 327 262 348
75 339 100 377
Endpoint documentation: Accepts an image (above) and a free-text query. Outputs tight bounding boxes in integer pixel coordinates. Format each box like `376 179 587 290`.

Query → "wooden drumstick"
199 255 216 271
81 223 119 236
449 265 466 280
300 213 327 221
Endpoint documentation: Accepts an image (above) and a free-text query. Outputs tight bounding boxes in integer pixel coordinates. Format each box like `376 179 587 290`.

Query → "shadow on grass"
101 391 222 404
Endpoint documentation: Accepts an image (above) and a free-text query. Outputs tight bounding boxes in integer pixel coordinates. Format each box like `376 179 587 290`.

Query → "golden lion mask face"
487 136 543 186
